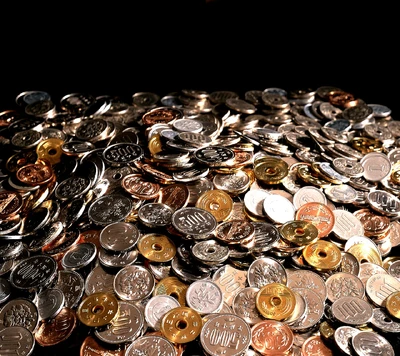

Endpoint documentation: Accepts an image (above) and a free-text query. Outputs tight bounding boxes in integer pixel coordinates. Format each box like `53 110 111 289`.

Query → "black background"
1 1 398 114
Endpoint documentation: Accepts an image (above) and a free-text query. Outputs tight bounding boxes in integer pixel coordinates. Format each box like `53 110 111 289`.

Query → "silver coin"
0 326 35 355
325 272 365 303
95 300 144 344
371 307 400 333
125 335 176 356
37 288 65 320
144 295 180 331
103 142 144 166
61 242 97 271
113 264 155 302
331 296 373 326
247 257 287 288
88 194 133 226
191 239 229 266
186 280 223 315
232 287 263 325
99 221 140 253
334 325 360 355
9 255 57 291
286 268 327 303
352 331 394 356
0 298 39 332
85 264 115 295
55 270 85 309
171 206 217 237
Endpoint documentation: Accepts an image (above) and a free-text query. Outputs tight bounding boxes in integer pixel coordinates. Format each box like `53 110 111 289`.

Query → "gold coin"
302 240 342 271
255 283 296 321
148 133 163 155
137 233 176 262
385 291 400 319
36 138 64 165
280 220 319 247
296 163 331 188
195 189 233 222
253 156 288 184
351 136 382 154
77 292 119 327
346 243 382 266
153 276 188 306
160 306 203 344
391 168 400 185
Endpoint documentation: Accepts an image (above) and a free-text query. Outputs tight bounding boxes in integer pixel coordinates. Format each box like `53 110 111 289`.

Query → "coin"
77 292 119 327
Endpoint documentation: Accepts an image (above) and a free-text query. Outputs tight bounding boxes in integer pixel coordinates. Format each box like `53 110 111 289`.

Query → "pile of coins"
0 86 399 355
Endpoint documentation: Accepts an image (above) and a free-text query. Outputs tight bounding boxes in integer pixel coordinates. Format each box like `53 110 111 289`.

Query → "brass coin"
253 156 288 184
385 291 400 319
148 133 163 155
36 138 64 165
77 292 119 327
153 276 188 306
137 233 176 262
195 189 233 222
296 162 332 188
255 283 296 321
351 136 382 154
346 243 382 266
280 220 319 247
160 306 203 344
302 240 342 271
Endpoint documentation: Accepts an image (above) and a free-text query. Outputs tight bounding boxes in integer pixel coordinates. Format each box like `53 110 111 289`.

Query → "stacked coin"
0 86 398 355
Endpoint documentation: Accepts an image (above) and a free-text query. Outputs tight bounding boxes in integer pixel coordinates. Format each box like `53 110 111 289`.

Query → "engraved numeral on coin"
336 299 364 318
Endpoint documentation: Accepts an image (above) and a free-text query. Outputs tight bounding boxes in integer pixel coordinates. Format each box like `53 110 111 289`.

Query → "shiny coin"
247 256 287 288
160 306 203 344
214 219 255 245
186 280 223 315
351 331 395 356
302 239 342 272
77 292 119 327
280 220 319 246
144 295 181 331
385 290 400 319
153 276 188 306
0 326 35 355
365 273 400 307
254 156 288 184
99 221 140 253
36 137 64 165
255 282 296 321
113 264 155 302
121 173 160 200
295 202 335 238
251 320 294 355
200 313 251 355
137 233 176 262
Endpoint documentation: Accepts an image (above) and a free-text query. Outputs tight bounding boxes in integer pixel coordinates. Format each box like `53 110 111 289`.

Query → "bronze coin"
35 307 77 346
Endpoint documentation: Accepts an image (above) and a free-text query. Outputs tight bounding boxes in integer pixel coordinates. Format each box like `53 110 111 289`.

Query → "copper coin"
121 173 160 200
251 320 294 355
80 335 125 356
302 335 333 355
0 190 23 219
16 162 54 186
158 183 190 211
35 307 77 346
295 202 335 238
141 107 183 126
